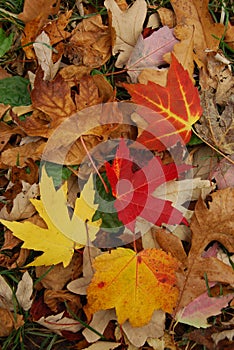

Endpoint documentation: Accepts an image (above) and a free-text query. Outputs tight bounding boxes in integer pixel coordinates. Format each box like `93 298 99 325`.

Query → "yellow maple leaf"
39 166 101 245
86 248 179 327
0 167 101 267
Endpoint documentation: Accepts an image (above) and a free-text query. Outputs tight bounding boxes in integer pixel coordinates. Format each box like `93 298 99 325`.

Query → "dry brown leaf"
195 91 234 155
1 139 45 167
225 22 234 49
199 52 234 104
170 0 224 65
43 11 72 46
21 15 45 59
11 159 39 185
155 188 234 310
29 70 76 137
0 230 21 250
0 308 24 337
44 290 82 313
157 8 176 28
18 0 60 23
65 14 111 68
105 0 147 67
0 182 39 221
59 65 91 86
36 252 83 290
191 145 219 180
15 271 33 311
0 122 25 152
0 104 10 118
138 68 168 86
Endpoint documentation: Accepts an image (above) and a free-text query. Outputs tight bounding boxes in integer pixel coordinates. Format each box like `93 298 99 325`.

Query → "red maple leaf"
123 54 202 151
105 139 189 232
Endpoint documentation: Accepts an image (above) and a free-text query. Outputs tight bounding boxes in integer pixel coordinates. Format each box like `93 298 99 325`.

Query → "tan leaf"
67 246 101 295
170 0 224 65
195 91 234 155
21 15 45 59
18 0 60 23
15 271 33 311
0 182 39 221
33 31 61 81
1 139 45 167
43 10 72 46
138 68 168 86
0 308 24 337
59 65 91 86
0 104 10 119
104 0 147 67
157 8 176 28
83 342 121 350
65 14 111 68
36 311 83 334
0 122 25 152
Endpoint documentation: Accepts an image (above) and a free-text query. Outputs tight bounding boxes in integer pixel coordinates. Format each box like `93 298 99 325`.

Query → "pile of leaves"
0 0 234 349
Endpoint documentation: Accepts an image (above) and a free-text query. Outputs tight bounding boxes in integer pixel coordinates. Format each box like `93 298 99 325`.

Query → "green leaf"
0 28 13 58
93 173 123 231
43 162 76 187
188 133 203 146
0 76 31 106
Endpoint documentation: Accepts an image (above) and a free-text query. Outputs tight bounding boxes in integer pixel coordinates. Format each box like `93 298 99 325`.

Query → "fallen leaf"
0 167 101 266
18 0 60 23
0 308 24 337
40 167 101 245
126 26 178 82
83 342 121 350
36 252 83 290
170 0 224 65
0 182 39 221
15 271 33 311
86 248 179 327
44 289 82 313
157 8 176 28
105 138 188 231
176 292 234 328
43 10 72 46
211 155 234 189
30 69 76 137
1 139 45 167
124 54 202 150
105 0 147 67
67 246 101 295
33 31 61 81
0 122 25 152
155 188 234 310
65 14 111 68
36 311 83 334
195 90 234 155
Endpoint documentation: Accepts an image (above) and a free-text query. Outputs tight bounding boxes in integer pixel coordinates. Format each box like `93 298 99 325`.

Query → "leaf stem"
191 126 234 165
80 135 109 193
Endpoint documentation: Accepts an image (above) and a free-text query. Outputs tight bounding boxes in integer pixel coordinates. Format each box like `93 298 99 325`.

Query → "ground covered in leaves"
0 0 234 349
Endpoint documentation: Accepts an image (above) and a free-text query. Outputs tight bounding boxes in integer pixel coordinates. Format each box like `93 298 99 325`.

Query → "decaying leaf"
105 0 147 67
36 311 83 334
83 342 121 350
195 90 234 155
86 248 179 327
65 14 111 68
126 26 178 82
125 55 202 150
155 188 234 312
0 308 24 337
18 0 60 23
33 31 61 81
176 292 234 328
211 156 234 189
170 0 224 65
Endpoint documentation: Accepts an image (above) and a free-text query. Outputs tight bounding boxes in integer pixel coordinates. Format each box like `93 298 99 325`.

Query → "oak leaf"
195 91 234 155
105 138 188 231
155 188 234 311
86 247 179 327
170 0 224 65
126 26 178 83
105 0 147 67
124 54 202 150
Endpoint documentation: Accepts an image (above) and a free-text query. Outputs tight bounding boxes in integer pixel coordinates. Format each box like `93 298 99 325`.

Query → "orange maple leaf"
123 54 202 151
86 248 179 327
